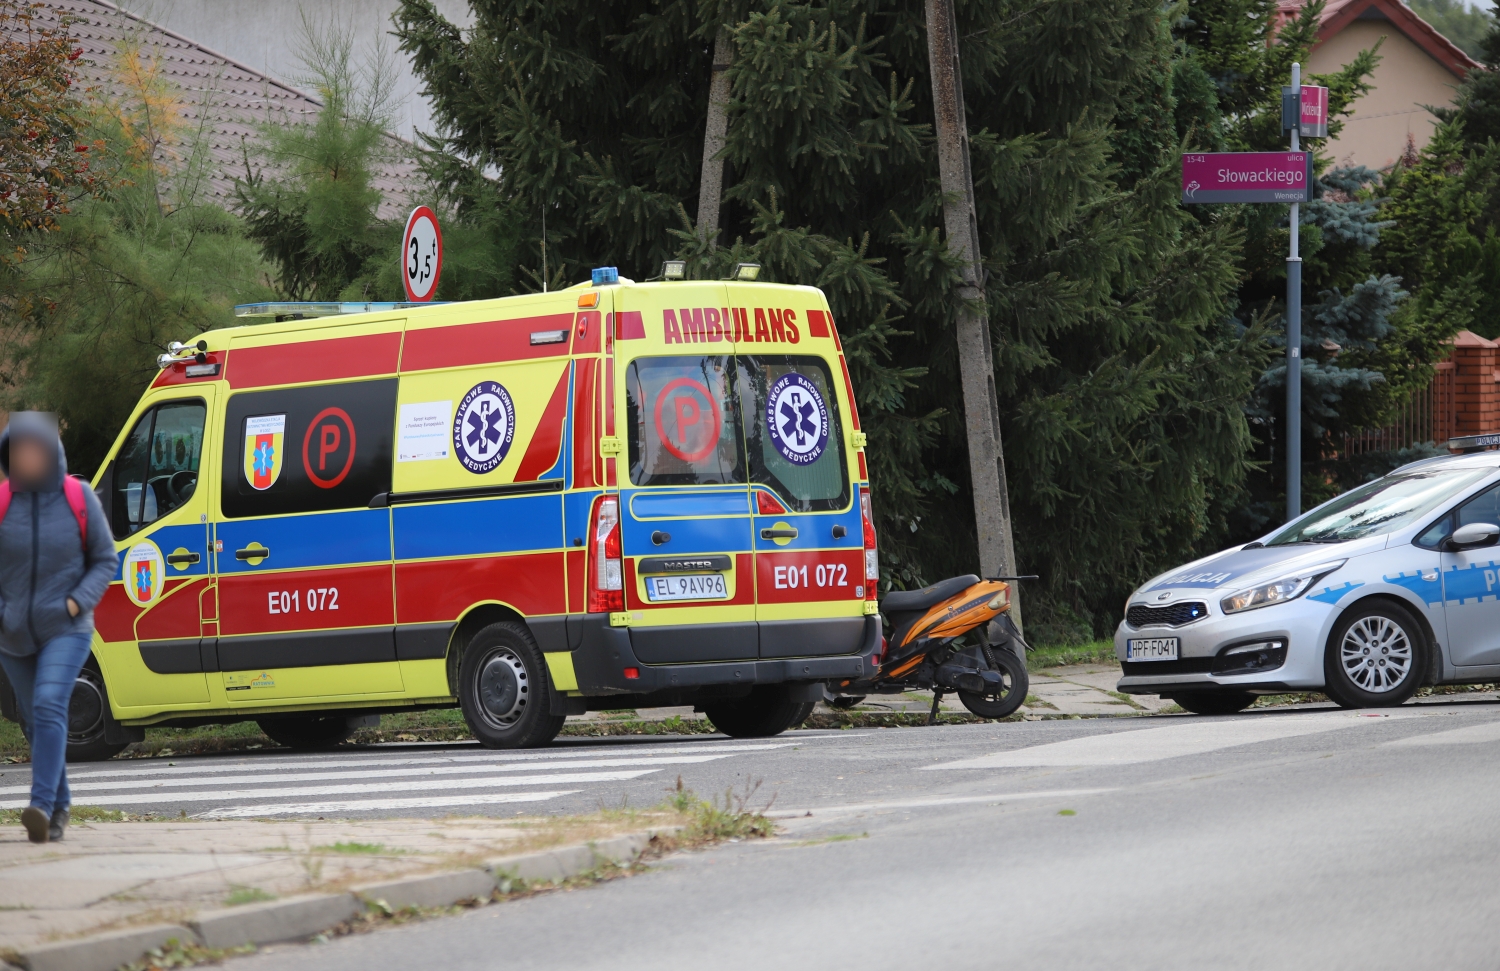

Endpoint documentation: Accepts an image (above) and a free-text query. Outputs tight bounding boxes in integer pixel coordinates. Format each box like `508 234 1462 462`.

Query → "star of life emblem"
766 373 829 466
453 381 516 474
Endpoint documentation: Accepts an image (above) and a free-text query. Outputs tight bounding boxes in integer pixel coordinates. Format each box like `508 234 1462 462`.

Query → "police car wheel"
702 685 806 738
1323 601 1424 709
459 622 564 749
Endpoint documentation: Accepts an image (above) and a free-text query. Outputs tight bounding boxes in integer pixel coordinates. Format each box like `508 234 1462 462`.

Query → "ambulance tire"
703 686 807 738
257 715 354 750
458 622 565 749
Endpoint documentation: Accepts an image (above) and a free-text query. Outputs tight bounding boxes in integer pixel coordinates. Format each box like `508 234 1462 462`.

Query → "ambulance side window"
109 399 206 539
737 356 849 512
220 379 396 518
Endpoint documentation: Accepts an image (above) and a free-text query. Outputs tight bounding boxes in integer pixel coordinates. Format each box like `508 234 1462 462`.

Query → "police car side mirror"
1446 522 1500 551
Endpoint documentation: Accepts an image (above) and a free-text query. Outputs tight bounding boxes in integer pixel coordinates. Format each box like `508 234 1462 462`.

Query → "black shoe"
20 806 48 844
49 807 68 842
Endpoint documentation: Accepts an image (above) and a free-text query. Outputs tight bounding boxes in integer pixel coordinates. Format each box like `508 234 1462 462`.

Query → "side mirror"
1447 522 1500 551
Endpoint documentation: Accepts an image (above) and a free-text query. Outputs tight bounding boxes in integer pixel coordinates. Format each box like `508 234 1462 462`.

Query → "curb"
12 830 666 971
14 924 194 971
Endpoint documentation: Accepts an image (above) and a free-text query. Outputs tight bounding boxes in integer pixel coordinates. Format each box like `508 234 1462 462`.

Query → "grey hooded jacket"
0 413 118 658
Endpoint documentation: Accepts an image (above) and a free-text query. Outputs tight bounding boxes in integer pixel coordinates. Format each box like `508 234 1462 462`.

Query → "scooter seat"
881 575 981 614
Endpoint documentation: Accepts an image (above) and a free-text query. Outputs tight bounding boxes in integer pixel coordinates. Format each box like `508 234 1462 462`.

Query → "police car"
1116 449 1500 713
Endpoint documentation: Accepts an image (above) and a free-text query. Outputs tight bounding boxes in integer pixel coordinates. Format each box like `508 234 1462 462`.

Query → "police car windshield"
1266 468 1493 546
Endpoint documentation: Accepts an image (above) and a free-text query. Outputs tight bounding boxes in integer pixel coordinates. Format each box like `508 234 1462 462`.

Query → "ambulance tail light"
588 495 623 613
860 487 878 600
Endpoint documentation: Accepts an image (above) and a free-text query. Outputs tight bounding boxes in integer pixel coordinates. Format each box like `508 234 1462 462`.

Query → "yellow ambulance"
42 265 880 756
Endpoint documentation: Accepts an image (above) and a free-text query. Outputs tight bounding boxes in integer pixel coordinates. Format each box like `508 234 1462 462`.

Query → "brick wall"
1448 331 1500 440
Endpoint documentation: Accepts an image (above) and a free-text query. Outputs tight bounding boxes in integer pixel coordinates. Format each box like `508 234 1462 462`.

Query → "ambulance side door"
94 388 216 709
213 378 400 701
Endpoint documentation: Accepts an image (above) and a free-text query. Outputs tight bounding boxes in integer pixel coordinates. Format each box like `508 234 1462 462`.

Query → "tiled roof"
1275 0 1481 78
11 0 420 219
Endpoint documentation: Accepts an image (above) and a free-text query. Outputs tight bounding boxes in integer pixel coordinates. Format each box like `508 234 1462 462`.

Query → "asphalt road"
15 700 1500 968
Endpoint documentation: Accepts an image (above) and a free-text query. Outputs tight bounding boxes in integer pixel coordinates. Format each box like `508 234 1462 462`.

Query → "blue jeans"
0 630 93 815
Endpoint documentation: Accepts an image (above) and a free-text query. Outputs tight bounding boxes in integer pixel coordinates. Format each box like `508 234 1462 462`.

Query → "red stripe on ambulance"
401 313 575 371
396 552 568 622
227 332 401 388
756 550 865 604
217 564 394 635
513 365 571 481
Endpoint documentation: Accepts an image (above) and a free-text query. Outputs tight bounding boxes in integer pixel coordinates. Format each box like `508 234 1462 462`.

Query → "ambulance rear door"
613 282 757 664
729 285 867 659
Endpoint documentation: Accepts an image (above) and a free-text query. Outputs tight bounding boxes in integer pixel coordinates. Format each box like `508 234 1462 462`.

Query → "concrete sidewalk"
826 662 1164 718
0 811 675 969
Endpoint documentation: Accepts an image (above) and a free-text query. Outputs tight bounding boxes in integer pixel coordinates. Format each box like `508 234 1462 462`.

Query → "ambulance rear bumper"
562 614 881 696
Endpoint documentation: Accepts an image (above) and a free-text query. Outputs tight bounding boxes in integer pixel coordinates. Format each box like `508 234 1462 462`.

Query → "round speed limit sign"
401 206 443 302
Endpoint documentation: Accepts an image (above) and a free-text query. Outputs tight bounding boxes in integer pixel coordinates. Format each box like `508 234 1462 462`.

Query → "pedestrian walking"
0 412 118 843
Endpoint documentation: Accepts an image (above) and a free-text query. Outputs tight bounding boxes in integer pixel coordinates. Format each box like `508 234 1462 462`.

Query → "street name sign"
1181 152 1310 205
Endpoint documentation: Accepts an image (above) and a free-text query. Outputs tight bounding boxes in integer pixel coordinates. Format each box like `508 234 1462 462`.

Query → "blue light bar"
591 266 619 286
233 301 451 319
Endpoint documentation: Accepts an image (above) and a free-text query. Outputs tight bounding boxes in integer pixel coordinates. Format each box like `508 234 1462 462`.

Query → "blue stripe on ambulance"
393 493 565 560
114 523 211 580
215 509 391 572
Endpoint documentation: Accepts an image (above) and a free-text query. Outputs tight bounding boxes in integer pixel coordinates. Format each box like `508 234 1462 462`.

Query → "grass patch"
0 805 124 824
561 714 719 737
790 832 868 846
1252 692 1328 707
317 842 387 855
1023 693 1058 711
225 885 276 906
1027 640 1116 671
120 937 256 971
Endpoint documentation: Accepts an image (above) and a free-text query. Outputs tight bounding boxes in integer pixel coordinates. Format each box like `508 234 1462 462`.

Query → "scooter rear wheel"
956 647 1028 719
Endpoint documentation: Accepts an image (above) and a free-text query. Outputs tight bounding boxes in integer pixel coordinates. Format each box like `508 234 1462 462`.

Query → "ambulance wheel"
458 622 565 749
257 715 353 750
703 686 807 738
65 666 129 762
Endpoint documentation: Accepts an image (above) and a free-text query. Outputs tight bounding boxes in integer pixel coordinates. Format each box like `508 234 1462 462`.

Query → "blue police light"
592 266 619 286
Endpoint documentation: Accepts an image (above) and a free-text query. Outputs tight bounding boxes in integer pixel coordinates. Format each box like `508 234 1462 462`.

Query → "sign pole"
1286 62 1302 524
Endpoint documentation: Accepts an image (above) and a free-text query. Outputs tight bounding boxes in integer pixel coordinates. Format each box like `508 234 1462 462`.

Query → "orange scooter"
829 574 1035 721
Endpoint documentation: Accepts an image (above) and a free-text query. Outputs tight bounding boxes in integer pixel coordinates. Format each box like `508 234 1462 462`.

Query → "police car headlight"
1220 560 1345 614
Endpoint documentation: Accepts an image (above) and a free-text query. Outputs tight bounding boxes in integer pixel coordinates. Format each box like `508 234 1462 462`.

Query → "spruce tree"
397 0 1265 640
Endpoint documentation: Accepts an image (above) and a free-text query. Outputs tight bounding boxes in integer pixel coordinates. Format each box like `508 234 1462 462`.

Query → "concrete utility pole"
696 25 734 247
924 0 1022 627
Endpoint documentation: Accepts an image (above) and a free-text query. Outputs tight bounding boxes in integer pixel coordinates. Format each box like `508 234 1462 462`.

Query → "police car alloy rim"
477 648 530 728
1340 615 1413 693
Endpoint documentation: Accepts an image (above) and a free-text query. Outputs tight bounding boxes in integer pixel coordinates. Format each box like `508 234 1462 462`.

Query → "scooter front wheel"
957 647 1028 719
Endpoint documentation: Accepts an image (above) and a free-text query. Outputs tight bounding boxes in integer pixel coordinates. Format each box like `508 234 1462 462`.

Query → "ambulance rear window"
626 356 745 487
738 356 848 512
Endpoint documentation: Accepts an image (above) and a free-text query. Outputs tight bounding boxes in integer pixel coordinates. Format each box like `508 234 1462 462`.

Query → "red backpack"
0 476 89 551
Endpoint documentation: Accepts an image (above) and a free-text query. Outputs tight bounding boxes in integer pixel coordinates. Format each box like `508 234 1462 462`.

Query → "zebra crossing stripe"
0 754 738 798
194 791 578 819
0 770 658 810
